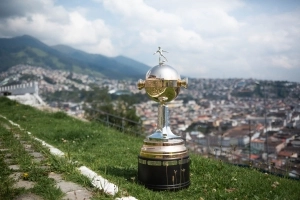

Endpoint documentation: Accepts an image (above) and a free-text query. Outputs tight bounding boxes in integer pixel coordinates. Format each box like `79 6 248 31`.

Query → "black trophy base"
138 155 190 191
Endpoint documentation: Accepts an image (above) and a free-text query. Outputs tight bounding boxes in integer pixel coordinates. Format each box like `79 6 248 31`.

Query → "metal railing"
186 139 300 180
84 107 145 137
84 107 299 180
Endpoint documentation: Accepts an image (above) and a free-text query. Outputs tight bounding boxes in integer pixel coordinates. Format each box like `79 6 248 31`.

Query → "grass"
0 111 95 199
0 143 22 200
0 96 300 199
0 120 65 200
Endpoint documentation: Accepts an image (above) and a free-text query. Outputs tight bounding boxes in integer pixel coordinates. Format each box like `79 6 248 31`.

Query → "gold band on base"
139 138 188 159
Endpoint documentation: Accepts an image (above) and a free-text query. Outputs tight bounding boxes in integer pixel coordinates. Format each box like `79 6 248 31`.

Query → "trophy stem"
157 103 168 137
148 103 180 140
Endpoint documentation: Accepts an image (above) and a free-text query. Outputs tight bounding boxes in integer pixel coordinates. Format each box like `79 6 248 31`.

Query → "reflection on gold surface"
138 158 190 166
143 140 184 146
140 151 188 159
145 87 180 103
146 87 166 98
142 79 181 103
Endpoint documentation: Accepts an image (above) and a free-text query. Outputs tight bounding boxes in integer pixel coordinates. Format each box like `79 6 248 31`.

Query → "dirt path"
0 119 93 200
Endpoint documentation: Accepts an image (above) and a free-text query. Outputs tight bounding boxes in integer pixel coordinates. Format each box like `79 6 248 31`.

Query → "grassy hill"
0 35 150 79
0 96 299 199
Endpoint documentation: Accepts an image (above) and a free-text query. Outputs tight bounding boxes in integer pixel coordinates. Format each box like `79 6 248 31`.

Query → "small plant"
23 172 29 180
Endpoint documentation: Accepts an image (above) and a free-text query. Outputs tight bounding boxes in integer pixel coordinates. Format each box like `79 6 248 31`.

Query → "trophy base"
138 155 190 191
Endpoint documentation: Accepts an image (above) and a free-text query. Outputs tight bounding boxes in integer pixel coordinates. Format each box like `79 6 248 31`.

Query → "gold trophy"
137 47 190 190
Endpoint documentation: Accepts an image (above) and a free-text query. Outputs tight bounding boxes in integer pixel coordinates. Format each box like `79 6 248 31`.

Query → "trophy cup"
137 47 190 190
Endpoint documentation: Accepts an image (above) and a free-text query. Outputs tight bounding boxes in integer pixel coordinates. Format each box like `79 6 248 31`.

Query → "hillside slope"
0 96 299 200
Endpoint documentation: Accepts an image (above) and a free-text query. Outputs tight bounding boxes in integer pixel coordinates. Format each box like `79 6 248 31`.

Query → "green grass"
0 144 23 200
0 120 65 200
0 96 300 199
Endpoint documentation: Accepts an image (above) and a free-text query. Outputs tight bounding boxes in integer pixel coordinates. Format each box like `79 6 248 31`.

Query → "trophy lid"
146 65 180 80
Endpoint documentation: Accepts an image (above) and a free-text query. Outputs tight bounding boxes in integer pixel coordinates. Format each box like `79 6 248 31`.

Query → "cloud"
0 0 45 18
139 27 209 51
271 55 299 69
98 0 299 81
0 0 115 56
0 0 299 81
244 10 300 73
100 0 181 29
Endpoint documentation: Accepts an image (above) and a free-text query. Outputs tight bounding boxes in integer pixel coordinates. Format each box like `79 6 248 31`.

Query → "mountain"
52 44 149 79
0 35 150 79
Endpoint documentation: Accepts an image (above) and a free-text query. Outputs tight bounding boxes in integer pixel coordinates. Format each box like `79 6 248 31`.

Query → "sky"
0 0 300 82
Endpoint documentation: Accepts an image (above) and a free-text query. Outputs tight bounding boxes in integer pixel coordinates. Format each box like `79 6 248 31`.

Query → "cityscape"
1 64 300 178
1 1 300 198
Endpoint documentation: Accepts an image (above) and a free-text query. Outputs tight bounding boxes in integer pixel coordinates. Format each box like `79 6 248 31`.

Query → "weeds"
0 153 22 199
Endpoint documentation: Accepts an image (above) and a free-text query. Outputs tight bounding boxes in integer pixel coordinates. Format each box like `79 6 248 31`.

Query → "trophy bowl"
138 65 187 104
145 64 180 103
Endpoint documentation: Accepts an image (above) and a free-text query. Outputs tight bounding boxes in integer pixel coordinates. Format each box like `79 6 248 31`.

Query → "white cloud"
0 0 300 81
100 0 181 29
139 27 209 50
61 12 109 44
271 55 299 69
0 1 116 56
248 31 292 53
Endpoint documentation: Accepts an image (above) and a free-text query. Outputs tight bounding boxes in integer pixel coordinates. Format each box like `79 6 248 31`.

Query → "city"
1 64 300 178
1 1 300 199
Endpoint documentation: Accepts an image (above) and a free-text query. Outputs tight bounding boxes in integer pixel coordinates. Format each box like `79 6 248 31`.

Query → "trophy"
137 47 190 190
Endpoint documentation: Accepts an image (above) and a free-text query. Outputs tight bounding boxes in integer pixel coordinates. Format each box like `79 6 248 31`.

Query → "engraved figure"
153 47 168 64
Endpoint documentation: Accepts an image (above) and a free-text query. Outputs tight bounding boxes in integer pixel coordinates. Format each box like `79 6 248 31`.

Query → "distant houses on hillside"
185 109 300 177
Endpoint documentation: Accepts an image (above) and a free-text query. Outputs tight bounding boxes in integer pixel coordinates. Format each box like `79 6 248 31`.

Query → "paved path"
0 114 137 200
0 118 93 200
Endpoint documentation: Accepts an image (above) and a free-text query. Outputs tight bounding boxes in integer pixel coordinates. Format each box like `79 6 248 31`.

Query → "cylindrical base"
138 155 190 191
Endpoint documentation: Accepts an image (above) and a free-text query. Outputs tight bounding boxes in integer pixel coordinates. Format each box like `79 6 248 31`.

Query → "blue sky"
0 0 299 82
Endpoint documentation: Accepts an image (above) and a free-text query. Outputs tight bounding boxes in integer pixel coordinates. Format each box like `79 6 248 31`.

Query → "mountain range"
0 35 150 79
